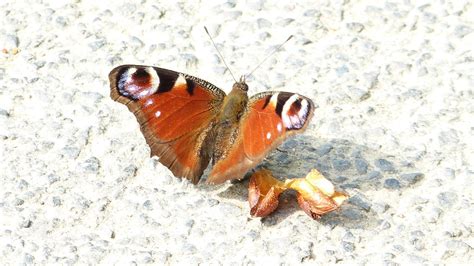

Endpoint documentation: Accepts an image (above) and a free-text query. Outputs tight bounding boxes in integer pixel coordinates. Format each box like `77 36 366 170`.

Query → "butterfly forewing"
109 65 225 183
207 91 315 184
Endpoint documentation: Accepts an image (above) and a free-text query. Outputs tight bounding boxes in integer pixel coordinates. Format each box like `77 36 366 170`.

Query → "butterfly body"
109 65 314 184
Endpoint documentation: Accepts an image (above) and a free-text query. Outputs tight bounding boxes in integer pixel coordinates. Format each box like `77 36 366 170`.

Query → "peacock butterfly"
108 65 315 184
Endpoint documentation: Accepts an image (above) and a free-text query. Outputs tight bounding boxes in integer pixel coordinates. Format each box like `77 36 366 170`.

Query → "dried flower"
286 169 348 219
248 169 285 217
248 168 348 220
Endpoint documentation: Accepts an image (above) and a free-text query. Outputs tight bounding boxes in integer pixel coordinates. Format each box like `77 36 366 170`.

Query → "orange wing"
109 65 225 183
207 91 315 184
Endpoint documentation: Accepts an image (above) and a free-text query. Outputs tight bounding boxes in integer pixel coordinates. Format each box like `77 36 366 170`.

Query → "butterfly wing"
109 65 225 184
207 91 315 184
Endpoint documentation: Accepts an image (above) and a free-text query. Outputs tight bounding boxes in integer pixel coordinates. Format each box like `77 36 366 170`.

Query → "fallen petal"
248 169 285 217
305 169 335 196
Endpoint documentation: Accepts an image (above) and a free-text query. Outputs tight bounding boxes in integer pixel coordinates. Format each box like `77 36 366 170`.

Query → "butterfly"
109 65 315 184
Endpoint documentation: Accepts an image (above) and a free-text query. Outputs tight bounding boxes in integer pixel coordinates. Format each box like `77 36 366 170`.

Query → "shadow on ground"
210 135 425 228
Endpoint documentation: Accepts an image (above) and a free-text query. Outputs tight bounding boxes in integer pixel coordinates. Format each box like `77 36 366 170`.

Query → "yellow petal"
305 169 335 196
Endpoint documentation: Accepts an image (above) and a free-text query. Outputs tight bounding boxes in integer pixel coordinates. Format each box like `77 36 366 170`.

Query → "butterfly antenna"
245 35 294 80
204 26 237 83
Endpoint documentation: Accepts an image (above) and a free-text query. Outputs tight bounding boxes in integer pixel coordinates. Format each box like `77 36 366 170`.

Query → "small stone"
379 220 391 230
185 219 195 228
341 208 364 220
354 159 368 174
407 254 425 264
80 157 100 173
366 171 382 180
443 168 455 180
336 65 349 77
0 108 9 117
346 22 365 32
24 253 35 264
348 87 371 101
143 200 153 210
334 176 347 183
371 203 389 214
55 16 69 27
348 194 371 211
445 240 471 255
207 198 219 206
342 241 355 252
48 174 61 184
342 232 356 242
276 18 295 26
384 178 401 190
247 230 260 240
341 183 360 189
13 198 25 206
257 18 271 28
425 207 443 223
62 146 80 159
130 36 144 48
89 37 106 51
316 144 333 156
181 243 197 254
1 34 19 48
400 173 424 185
181 53 198 69
21 219 33 228
332 159 351 171
438 192 458 208
154 252 171 264
17 179 29 190
375 159 395 172
52 197 61 206
454 25 473 38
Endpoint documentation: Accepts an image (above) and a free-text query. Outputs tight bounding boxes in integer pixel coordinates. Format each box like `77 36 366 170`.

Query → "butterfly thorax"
213 81 249 162
218 81 249 124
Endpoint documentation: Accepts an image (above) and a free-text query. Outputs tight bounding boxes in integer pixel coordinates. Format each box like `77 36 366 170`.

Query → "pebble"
375 159 395 172
384 178 401 190
80 157 100 173
348 194 371 211
13 198 25 206
400 173 424 185
52 196 61 206
354 159 368 174
425 207 443 223
316 144 333 156
346 22 365 32
342 241 355 252
1 34 19 48
332 159 352 171
257 18 271 29
20 219 33 228
437 192 458 208
24 253 35 264
366 171 382 181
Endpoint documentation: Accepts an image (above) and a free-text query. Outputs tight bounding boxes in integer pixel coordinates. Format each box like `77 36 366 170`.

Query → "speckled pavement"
0 0 473 264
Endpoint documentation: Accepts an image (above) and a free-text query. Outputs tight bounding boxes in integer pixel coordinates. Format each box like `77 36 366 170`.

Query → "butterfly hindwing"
109 65 225 183
207 91 315 184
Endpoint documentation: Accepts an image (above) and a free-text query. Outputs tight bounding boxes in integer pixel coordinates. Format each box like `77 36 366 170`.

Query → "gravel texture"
1 0 473 264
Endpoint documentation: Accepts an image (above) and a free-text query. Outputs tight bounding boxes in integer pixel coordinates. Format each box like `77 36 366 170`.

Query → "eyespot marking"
281 95 310 130
117 67 159 100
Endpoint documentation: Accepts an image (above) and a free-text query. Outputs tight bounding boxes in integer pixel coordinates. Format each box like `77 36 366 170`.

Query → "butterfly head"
232 75 249 92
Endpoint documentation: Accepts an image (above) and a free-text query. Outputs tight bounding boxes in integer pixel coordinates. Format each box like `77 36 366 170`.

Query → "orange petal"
288 170 349 220
248 169 285 217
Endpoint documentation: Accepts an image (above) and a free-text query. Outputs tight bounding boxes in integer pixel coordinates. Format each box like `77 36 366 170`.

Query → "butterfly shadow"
212 135 425 228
